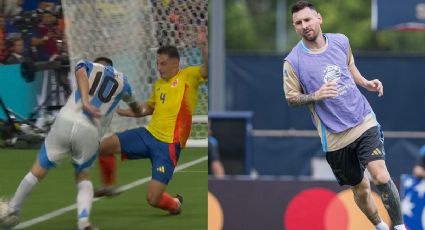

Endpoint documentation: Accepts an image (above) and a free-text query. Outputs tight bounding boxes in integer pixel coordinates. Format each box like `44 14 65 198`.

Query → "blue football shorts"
116 127 181 185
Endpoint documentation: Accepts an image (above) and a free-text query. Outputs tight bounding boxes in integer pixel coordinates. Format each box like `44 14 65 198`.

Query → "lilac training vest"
285 33 371 133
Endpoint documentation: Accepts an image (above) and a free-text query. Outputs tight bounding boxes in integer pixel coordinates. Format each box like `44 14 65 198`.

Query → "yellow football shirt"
146 66 206 147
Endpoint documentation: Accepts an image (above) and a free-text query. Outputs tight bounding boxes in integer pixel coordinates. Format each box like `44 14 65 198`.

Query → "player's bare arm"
286 82 338 107
127 101 142 116
287 93 315 107
125 94 143 116
198 27 208 78
350 64 383 97
75 68 101 118
116 103 153 117
348 48 383 97
284 61 337 107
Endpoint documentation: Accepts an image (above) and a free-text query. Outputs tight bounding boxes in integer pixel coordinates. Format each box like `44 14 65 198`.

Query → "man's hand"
116 108 133 117
364 79 383 97
82 102 101 118
198 26 208 47
198 26 208 78
315 81 338 101
116 103 153 117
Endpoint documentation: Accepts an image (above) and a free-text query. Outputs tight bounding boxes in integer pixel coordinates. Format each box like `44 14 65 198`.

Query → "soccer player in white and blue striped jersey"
0 57 141 230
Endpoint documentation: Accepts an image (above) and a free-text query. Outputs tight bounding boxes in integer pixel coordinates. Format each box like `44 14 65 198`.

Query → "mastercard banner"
209 178 393 230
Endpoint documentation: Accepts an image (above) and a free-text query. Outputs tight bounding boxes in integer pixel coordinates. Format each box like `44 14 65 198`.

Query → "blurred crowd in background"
0 0 67 65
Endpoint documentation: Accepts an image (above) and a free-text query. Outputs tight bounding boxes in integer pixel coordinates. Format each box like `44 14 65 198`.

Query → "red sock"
99 155 116 187
157 192 178 212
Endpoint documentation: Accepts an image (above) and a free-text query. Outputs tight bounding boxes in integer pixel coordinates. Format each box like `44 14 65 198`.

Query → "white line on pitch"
14 156 207 229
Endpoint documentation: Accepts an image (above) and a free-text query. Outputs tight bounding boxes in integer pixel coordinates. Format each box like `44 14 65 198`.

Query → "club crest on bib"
171 79 179 88
322 64 352 96
323 64 341 83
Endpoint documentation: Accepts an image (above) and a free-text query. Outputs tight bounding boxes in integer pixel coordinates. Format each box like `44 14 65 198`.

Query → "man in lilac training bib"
283 1 406 230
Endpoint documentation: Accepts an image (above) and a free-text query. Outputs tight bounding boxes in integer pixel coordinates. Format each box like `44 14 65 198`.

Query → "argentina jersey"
61 59 133 135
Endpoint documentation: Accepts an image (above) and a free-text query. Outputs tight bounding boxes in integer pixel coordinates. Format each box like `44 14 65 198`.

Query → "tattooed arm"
287 92 316 107
283 61 338 107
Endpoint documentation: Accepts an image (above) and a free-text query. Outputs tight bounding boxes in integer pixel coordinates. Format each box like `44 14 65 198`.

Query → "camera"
11 11 40 33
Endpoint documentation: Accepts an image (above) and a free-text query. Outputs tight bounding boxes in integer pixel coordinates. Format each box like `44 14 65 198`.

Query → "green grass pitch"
0 147 207 229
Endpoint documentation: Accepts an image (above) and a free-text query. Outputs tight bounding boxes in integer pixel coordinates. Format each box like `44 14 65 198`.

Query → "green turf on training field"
0 147 207 229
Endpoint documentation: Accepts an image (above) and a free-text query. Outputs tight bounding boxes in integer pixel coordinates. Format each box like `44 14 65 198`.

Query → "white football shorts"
38 113 100 173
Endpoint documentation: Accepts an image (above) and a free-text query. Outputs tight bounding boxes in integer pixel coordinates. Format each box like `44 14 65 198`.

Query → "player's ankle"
393 224 406 230
77 218 90 230
374 220 389 230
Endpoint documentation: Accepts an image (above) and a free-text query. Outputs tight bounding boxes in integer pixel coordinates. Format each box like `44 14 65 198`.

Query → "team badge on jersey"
171 79 179 88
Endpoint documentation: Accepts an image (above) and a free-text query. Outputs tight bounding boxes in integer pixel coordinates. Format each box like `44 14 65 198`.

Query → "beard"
302 30 319 41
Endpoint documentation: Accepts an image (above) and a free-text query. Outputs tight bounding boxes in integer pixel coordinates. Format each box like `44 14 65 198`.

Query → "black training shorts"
326 126 385 186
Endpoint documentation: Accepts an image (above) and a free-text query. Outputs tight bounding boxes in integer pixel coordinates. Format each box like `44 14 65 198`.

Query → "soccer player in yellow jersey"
94 30 208 215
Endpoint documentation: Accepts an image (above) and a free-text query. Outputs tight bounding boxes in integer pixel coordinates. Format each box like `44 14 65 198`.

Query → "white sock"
394 224 406 230
9 172 39 213
375 221 389 230
77 180 93 224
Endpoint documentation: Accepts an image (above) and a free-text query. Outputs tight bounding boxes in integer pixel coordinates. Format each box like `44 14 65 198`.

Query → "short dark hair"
157 45 180 60
291 1 316 14
94 57 113 66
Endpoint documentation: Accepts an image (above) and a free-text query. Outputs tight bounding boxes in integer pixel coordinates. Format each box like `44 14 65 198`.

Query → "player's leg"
351 176 388 230
0 159 47 228
2 140 61 228
95 128 150 197
147 141 182 214
367 160 405 230
1 114 71 227
146 180 182 214
75 171 95 230
95 134 121 197
76 172 93 229
4 157 48 223
98 154 117 187
326 137 388 230
71 124 99 230
9 115 73 215
358 126 405 230
9 157 49 213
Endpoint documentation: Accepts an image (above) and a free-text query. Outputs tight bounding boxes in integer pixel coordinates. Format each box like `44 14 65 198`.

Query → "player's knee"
371 171 390 185
75 171 90 182
99 135 120 155
99 142 108 155
31 161 48 180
